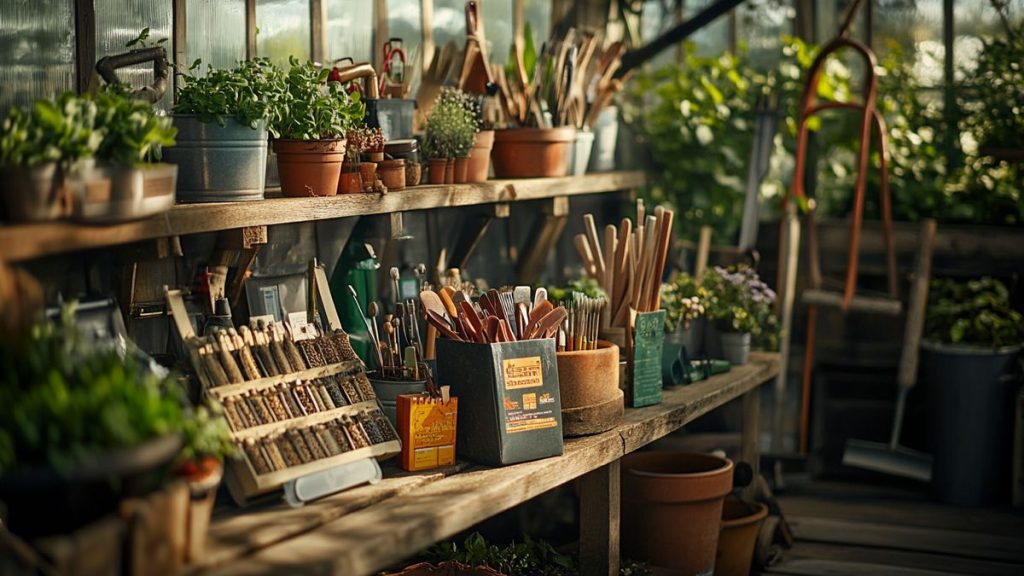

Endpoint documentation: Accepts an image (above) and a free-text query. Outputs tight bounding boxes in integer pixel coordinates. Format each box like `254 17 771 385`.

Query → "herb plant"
0 92 102 169
423 88 480 159
660 273 708 334
925 277 1024 348
94 84 177 164
174 58 288 136
0 308 187 474
272 57 365 141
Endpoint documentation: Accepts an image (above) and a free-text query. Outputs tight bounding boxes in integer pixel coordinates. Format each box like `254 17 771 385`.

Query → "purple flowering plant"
703 265 779 347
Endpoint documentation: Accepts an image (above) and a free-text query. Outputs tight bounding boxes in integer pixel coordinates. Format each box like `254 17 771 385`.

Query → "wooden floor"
768 477 1024 576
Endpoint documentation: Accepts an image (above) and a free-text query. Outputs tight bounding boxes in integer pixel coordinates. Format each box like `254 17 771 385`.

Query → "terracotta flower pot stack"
621 451 734 575
555 341 623 436
274 139 346 197
490 127 575 178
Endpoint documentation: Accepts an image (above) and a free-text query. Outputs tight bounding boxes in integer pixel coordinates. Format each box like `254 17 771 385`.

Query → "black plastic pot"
0 433 182 538
922 340 1022 506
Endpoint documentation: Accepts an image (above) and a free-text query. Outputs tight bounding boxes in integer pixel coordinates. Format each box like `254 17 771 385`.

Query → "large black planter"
0 433 182 538
922 341 1022 506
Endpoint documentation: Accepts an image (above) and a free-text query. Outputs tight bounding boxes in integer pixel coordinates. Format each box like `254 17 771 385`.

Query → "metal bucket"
72 163 177 223
368 374 427 427
0 162 70 222
163 115 268 202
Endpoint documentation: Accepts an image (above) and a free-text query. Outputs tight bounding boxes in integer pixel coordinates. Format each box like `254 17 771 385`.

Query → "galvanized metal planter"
436 338 564 465
163 115 268 203
72 163 177 223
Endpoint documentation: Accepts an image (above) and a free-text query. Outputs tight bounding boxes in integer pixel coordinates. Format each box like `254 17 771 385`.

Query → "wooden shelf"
0 171 645 263
190 353 780 575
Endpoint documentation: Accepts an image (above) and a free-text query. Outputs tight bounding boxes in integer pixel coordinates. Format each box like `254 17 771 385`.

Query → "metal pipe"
332 62 380 99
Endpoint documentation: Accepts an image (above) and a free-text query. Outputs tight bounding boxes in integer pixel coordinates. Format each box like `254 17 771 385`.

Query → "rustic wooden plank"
788 516 1024 563
778 494 1024 538
579 460 620 576
191 467 464 572
210 432 624 575
767 557 957 576
619 353 780 453
0 172 644 263
780 542 1024 576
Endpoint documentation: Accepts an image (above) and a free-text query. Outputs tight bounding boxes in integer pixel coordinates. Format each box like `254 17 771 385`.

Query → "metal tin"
163 115 268 202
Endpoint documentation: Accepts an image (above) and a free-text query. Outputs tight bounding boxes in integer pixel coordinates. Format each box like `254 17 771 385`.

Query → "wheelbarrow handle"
95 46 170 104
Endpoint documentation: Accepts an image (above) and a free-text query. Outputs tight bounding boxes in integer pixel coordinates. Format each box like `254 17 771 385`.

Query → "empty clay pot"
338 165 363 194
453 157 470 183
427 159 447 185
715 498 768 576
358 161 378 190
273 138 345 197
621 451 734 575
467 130 494 182
491 127 575 178
378 159 406 190
556 341 623 437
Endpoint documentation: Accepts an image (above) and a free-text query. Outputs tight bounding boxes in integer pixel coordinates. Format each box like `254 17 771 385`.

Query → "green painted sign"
631 310 666 407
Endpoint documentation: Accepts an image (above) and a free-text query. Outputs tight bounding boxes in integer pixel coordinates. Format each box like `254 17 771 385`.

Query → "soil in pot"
273 139 345 197
621 451 734 575
491 127 575 178
923 341 1023 506
467 130 494 182
428 159 447 185
715 497 768 576
454 157 470 183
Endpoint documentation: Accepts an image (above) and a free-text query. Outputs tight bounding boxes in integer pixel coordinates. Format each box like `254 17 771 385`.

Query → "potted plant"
271 57 365 197
0 92 103 222
81 84 178 223
963 2 1024 158
164 57 286 202
341 125 386 193
661 273 708 355
702 266 777 366
922 277 1024 506
173 403 236 562
0 307 188 538
423 88 479 184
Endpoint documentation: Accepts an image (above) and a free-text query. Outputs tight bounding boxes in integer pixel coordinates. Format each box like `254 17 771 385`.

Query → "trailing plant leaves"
925 277 1024 347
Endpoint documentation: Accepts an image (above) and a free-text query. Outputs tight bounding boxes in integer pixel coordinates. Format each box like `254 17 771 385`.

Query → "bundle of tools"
495 28 628 129
573 201 675 331
420 285 567 344
558 292 606 352
348 268 424 381
195 321 358 389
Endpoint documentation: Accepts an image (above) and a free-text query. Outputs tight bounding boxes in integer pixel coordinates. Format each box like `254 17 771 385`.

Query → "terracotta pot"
384 561 504 576
378 159 406 191
467 130 494 182
557 341 623 437
621 451 734 575
715 498 768 576
491 127 575 178
273 138 345 197
338 167 363 194
444 158 455 184
453 157 470 183
358 161 378 190
428 159 447 185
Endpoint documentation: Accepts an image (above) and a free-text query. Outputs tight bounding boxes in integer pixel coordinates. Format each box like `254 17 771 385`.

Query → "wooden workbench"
190 352 780 575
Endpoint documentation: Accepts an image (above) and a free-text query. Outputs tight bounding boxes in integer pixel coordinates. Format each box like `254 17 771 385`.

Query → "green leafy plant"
546 277 606 303
925 277 1024 347
177 403 236 465
0 92 102 168
174 58 288 136
660 273 708 333
0 307 187 474
702 266 779 349
94 84 177 164
272 57 365 141
960 17 1024 150
423 88 480 159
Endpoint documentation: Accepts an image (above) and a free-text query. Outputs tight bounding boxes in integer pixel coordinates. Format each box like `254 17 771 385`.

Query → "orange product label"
502 356 543 390
397 395 458 471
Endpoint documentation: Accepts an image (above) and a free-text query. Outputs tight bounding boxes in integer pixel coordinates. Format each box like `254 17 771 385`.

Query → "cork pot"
621 451 734 575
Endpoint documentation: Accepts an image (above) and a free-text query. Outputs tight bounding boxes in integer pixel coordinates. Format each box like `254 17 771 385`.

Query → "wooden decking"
769 478 1024 576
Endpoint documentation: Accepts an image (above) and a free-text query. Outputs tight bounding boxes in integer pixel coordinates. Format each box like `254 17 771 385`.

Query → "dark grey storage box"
436 338 564 466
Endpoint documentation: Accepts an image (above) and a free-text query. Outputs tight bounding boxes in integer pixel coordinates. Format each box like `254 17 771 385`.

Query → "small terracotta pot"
444 158 455 184
453 157 470 183
621 451 734 574
273 138 345 197
338 166 363 194
378 159 406 191
467 130 494 182
715 498 768 576
427 159 447 185
358 161 378 190
491 127 575 178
